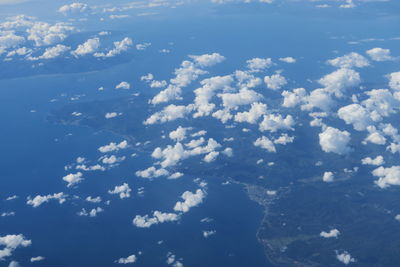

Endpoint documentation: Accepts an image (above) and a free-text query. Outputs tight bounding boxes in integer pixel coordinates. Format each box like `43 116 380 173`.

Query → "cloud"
63 172 83 187
0 234 31 260
174 189 206 213
105 112 121 119
336 251 356 265
108 183 132 199
264 74 287 90
320 229 340 238
189 52 225 67
86 196 102 203
133 211 179 228
151 54 225 105
135 166 169 179
27 21 74 47
203 151 219 162
361 155 384 166
362 89 399 121
116 254 137 264
26 193 67 208
30 44 70 60
388 72 400 91
322 171 334 182
30 256 45 262
327 52 369 68
246 57 273 72
279 57 296 63
58 3 90 15
78 207 103 217
219 88 262 109
319 127 351 155
281 88 307 108
193 75 234 118
259 114 295 132
169 126 190 142
274 133 294 145
254 136 276 152
319 68 361 98
94 37 132 58
372 166 400 188
115 81 130 90
145 105 193 125
366 48 394 62
203 230 216 238
98 140 128 153
363 126 386 145
71 38 100 57
337 104 372 131
0 31 25 48
234 102 267 124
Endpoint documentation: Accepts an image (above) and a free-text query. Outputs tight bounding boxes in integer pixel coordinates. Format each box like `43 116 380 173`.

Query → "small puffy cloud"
372 166 400 188
246 57 273 72
361 155 384 166
319 68 361 97
8 261 20 267
254 136 276 152
189 52 225 67
105 112 121 119
264 74 287 90
169 172 184 179
281 88 307 108
327 52 369 69
63 172 83 187
71 38 100 57
0 234 31 261
336 251 356 265
279 57 296 63
319 127 351 155
203 230 216 238
26 192 67 208
135 166 169 179
219 88 262 109
259 114 295 132
337 104 372 131
366 48 394 62
58 3 89 15
174 189 206 213
362 89 399 121
388 72 400 91
94 37 132 58
320 229 340 238
322 171 334 182
301 88 335 112
364 126 386 145
98 140 128 153
222 147 233 157
29 44 70 60
101 155 125 165
30 256 45 262
116 254 137 264
86 196 102 203
133 211 179 228
0 31 25 48
108 183 132 199
234 102 267 124
115 81 130 90
274 133 294 145
78 207 103 217
169 126 190 142
145 105 192 125
204 151 219 162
